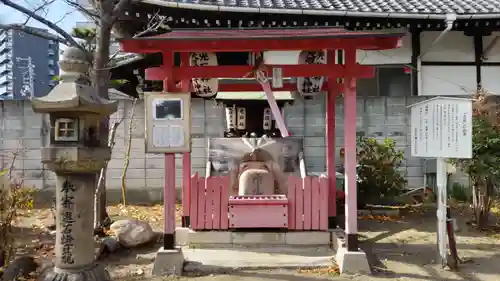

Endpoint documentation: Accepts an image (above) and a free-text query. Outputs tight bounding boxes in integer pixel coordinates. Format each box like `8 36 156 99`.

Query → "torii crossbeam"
119 27 404 254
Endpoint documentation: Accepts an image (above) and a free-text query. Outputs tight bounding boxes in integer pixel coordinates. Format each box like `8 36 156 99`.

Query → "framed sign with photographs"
145 92 191 153
152 98 183 120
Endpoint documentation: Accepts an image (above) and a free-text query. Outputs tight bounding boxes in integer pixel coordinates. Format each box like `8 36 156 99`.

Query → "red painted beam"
145 64 374 80
170 81 338 92
120 37 401 53
216 83 327 92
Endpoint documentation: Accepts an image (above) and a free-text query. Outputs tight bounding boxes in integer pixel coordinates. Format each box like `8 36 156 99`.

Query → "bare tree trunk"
471 180 480 223
120 98 137 206
472 176 494 230
93 3 114 229
0 0 141 231
94 118 123 229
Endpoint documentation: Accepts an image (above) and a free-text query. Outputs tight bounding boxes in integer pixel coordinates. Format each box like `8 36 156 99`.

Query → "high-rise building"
0 28 59 99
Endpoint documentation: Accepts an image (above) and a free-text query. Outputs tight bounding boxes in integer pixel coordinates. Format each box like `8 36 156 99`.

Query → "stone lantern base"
31 46 118 281
40 263 111 281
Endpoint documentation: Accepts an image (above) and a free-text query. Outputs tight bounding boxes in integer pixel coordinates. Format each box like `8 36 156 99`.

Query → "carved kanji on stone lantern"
31 46 117 281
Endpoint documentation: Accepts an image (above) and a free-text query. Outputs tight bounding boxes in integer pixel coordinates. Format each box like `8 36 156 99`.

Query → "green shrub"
357 138 407 204
448 182 470 202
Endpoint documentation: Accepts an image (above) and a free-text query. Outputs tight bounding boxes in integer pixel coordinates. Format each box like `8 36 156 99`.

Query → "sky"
1 0 87 34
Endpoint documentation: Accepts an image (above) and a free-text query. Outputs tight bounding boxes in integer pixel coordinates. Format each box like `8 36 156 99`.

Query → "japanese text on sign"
191 52 215 95
60 180 76 264
410 98 472 159
152 124 185 148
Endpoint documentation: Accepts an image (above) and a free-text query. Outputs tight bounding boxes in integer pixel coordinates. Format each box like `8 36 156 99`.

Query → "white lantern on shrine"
263 107 271 131
225 105 236 130
296 50 326 99
236 107 246 130
190 52 219 98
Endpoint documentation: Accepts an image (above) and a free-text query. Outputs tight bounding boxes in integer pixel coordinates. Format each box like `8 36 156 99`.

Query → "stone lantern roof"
31 47 118 116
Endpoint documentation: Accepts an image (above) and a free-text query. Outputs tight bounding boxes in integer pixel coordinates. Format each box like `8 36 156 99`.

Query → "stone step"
183 247 335 273
176 229 331 248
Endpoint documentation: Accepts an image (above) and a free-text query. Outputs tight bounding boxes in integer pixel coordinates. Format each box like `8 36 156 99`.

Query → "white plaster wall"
481 33 500 62
263 34 411 65
480 66 500 94
420 32 475 62
420 66 476 96
265 32 480 97
476 33 500 95
419 31 478 96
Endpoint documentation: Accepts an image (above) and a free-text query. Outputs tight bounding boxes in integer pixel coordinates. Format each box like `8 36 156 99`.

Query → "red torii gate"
119 28 404 252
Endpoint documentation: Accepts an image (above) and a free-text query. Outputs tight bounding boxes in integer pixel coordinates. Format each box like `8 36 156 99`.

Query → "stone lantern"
32 47 117 281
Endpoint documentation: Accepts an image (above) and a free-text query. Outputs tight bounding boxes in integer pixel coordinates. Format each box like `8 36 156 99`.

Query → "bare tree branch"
54 10 76 25
22 0 56 26
0 23 69 45
107 12 167 62
63 0 100 24
112 0 137 20
0 0 82 49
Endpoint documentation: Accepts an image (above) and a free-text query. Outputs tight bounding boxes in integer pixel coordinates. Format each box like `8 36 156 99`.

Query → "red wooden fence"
190 174 230 230
189 173 328 231
287 176 329 231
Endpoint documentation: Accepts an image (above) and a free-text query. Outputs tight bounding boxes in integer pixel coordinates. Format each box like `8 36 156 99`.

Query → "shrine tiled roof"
143 0 500 18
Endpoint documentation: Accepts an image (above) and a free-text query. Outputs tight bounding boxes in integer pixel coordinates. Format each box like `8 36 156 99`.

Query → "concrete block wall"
0 99 225 203
0 101 49 190
284 95 433 188
1 96 467 204
284 96 327 173
105 98 224 194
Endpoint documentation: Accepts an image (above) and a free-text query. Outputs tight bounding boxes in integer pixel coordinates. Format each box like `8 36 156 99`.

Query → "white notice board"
144 92 191 154
409 97 472 159
152 124 185 148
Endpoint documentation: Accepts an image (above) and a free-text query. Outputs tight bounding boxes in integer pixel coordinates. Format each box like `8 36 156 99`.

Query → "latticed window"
54 118 78 141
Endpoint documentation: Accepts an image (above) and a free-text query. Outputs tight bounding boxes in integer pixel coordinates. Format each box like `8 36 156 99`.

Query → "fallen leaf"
297 265 340 276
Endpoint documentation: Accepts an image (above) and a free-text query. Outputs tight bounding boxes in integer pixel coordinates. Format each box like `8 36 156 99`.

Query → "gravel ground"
12 204 500 281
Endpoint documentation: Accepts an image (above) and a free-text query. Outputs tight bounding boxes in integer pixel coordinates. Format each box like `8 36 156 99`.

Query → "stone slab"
152 247 184 276
335 247 371 275
285 231 330 245
188 230 232 246
176 227 189 246
183 247 334 273
188 231 330 248
231 232 286 245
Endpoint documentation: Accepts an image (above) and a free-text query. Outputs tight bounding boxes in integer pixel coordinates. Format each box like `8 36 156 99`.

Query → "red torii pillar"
161 52 176 250
326 49 338 230
325 48 360 251
343 49 359 251
179 53 191 229
161 52 192 250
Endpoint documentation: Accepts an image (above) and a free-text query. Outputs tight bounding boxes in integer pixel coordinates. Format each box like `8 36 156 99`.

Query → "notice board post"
408 97 472 267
